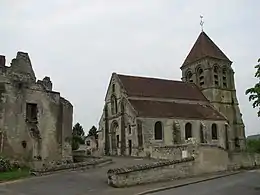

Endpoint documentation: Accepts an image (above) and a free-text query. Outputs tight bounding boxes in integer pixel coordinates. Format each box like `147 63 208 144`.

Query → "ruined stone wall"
107 157 195 187
0 52 73 165
1 82 62 162
59 97 73 161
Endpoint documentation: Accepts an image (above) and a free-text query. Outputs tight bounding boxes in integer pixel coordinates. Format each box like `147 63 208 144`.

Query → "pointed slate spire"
181 31 231 68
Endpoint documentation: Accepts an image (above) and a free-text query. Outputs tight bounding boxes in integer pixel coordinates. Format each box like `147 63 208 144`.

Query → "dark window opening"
185 122 192 140
225 124 229 150
26 103 38 121
235 137 240 148
112 84 115 93
111 95 118 115
222 69 227 88
200 124 204 143
154 121 163 140
213 66 219 86
214 66 218 73
128 124 131 134
116 135 120 148
21 140 27 148
211 123 218 140
197 68 204 87
186 71 193 83
137 122 143 147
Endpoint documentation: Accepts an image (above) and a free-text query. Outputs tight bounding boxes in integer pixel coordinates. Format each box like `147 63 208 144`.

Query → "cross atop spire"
200 15 204 32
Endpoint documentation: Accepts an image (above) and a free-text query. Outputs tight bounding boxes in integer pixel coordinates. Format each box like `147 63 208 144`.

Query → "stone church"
0 52 73 164
98 31 246 157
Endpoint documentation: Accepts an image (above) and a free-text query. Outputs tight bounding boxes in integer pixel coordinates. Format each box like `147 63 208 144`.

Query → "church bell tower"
180 19 246 151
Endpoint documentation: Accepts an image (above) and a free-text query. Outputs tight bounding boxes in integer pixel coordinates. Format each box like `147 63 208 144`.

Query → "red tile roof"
129 100 225 120
181 31 231 68
117 74 207 101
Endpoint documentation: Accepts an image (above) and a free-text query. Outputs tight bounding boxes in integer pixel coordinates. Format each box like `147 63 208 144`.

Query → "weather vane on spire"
200 15 204 32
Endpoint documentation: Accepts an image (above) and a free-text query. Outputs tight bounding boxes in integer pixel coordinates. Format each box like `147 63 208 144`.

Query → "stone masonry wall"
107 157 195 187
228 152 260 170
0 52 73 165
60 97 73 161
135 117 228 153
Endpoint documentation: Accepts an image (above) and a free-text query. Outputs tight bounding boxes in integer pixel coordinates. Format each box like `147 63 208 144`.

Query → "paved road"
0 157 156 195
154 170 260 195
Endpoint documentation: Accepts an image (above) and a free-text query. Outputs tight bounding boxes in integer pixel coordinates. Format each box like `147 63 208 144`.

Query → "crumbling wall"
2 82 62 163
0 51 73 166
59 97 73 161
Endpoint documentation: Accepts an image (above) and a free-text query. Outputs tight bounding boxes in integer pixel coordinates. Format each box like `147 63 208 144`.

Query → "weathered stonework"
107 157 195 187
0 52 73 166
107 144 260 187
98 73 229 157
98 31 246 162
181 57 246 151
31 157 112 176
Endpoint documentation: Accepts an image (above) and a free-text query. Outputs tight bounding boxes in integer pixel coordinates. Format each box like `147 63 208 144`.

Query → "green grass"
0 168 31 182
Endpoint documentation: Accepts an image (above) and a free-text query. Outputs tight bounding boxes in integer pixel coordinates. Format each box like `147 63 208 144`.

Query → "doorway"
128 140 132 156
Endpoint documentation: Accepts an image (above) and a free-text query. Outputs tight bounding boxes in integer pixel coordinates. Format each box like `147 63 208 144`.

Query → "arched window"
200 123 204 143
112 83 115 93
111 95 117 115
222 68 227 88
154 121 163 140
197 67 204 87
186 71 193 83
185 122 192 140
128 124 132 134
213 66 219 86
211 123 218 140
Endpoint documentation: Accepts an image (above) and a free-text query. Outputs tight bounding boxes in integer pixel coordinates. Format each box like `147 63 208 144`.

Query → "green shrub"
247 139 260 153
0 157 12 172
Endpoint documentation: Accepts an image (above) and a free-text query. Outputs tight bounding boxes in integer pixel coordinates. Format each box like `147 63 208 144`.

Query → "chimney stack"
0 55 6 66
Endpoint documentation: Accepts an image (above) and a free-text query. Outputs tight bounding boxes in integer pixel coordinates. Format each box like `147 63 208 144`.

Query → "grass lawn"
0 168 31 182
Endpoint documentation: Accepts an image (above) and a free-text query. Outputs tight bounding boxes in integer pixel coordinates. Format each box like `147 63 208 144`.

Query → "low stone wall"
107 157 195 187
195 145 228 174
149 144 194 160
228 152 260 170
31 158 112 176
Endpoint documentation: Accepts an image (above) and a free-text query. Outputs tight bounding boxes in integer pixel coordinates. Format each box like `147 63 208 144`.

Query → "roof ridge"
116 73 189 84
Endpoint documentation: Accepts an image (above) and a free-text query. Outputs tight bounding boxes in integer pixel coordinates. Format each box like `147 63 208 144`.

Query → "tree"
88 125 98 139
247 139 260 153
71 123 85 150
73 123 85 137
245 58 260 116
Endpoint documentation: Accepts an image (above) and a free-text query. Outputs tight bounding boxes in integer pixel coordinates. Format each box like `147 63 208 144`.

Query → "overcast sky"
0 0 259 136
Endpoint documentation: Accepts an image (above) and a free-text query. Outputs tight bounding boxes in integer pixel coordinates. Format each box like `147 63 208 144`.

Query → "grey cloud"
0 0 259 135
